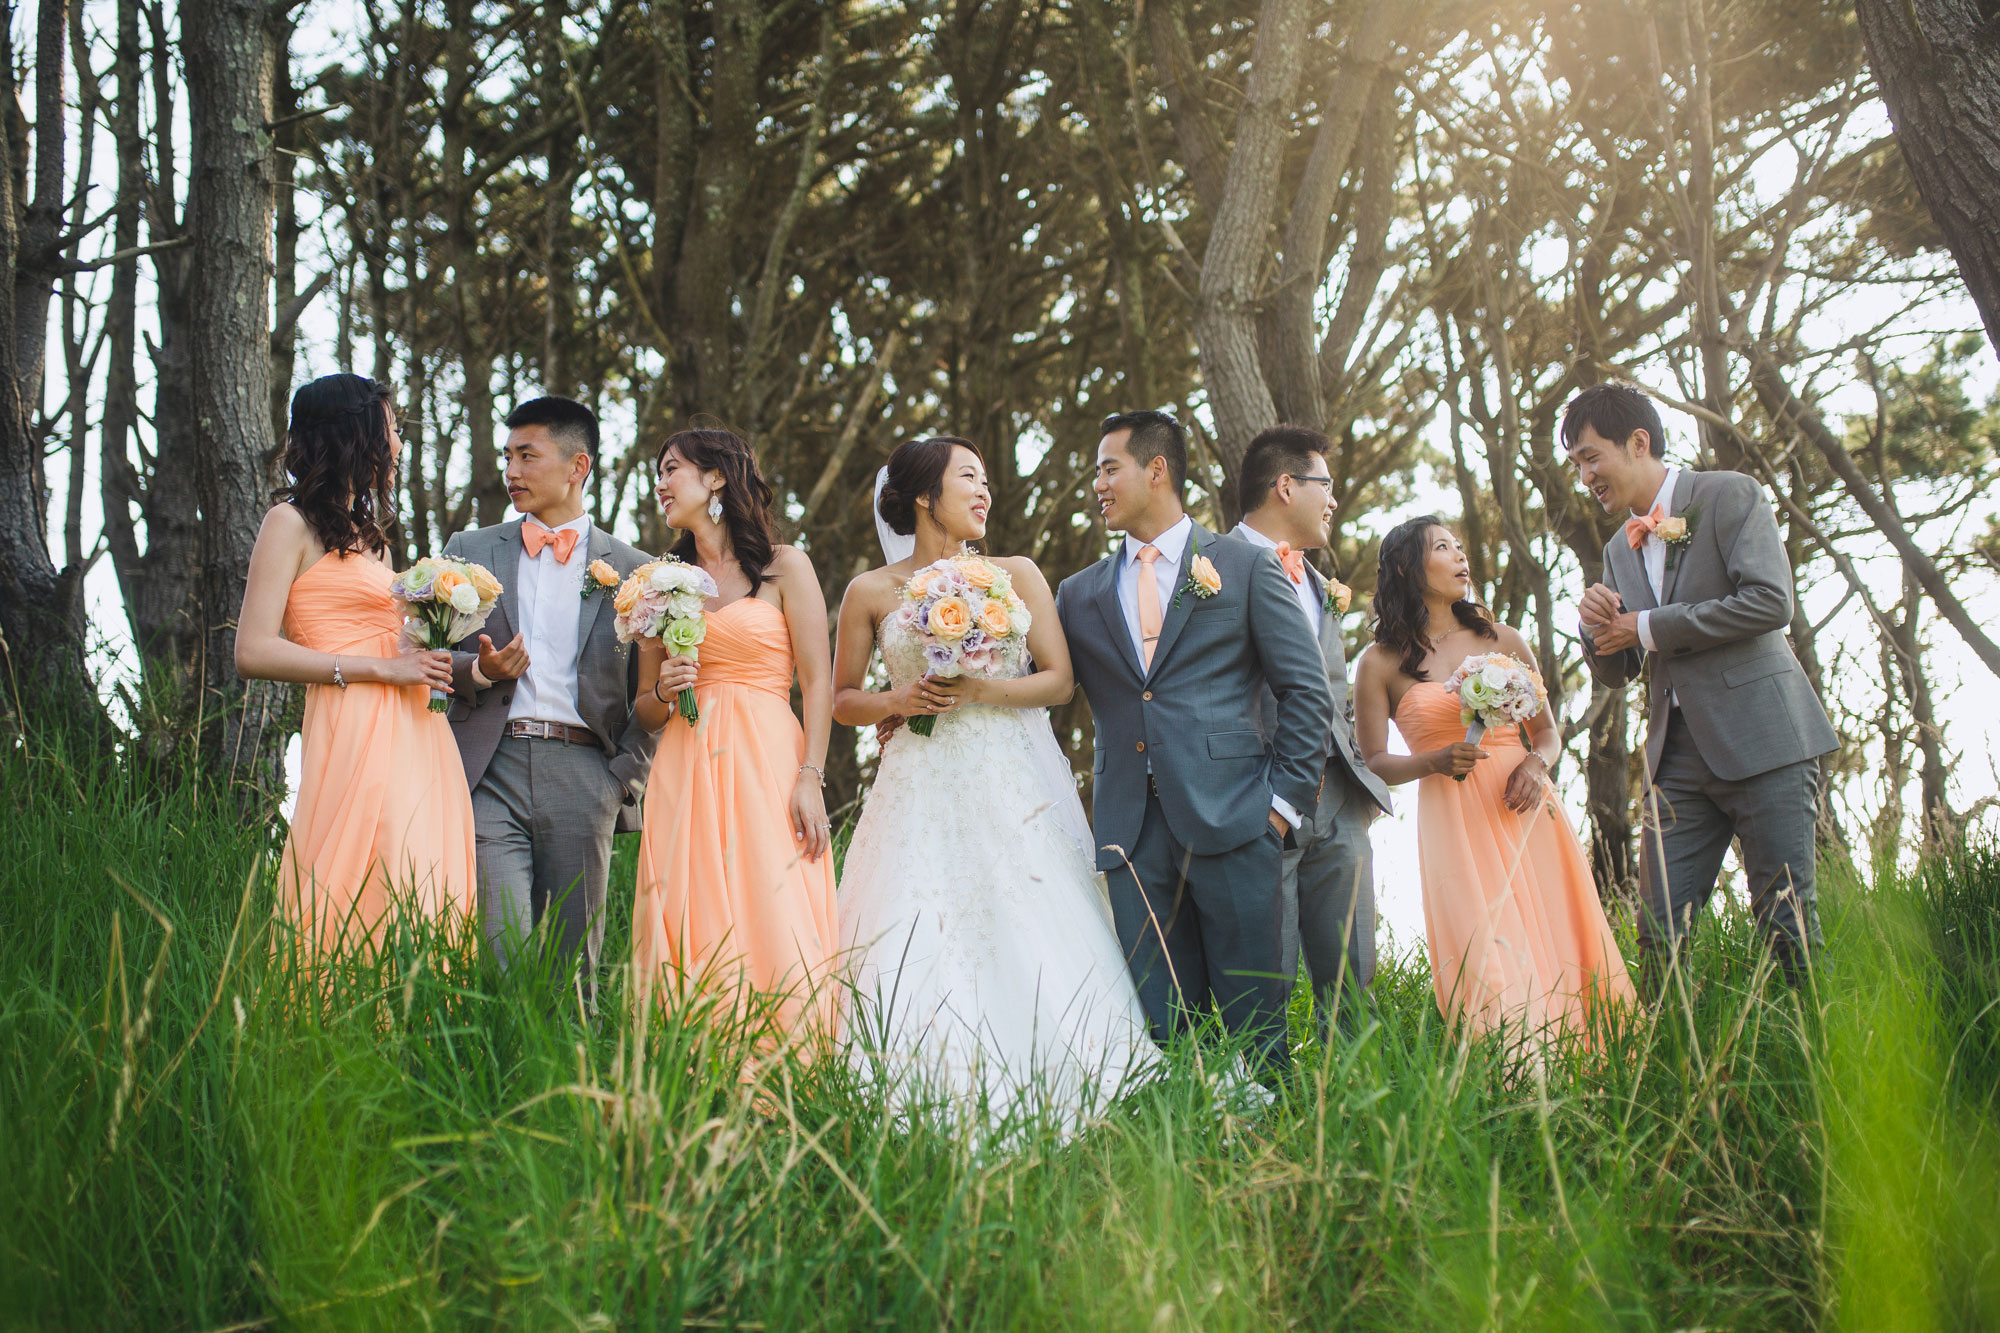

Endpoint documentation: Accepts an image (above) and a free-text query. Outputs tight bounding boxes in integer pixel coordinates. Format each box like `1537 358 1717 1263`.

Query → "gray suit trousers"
1113 792 1291 1074
1638 711 1822 991
473 735 627 1009
1280 765 1376 1033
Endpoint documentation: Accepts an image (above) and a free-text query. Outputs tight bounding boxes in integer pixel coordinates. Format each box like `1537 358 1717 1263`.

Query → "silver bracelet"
331 657 347 689
798 763 825 786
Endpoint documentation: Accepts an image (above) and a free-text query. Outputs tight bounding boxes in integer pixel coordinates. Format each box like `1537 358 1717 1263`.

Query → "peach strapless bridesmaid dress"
276 553 476 955
631 597 839 1044
1394 681 1634 1041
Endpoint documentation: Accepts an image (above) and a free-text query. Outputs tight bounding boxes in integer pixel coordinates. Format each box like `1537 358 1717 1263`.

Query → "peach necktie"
1137 544 1163 669
521 523 580 563
1273 541 1307 585
1624 504 1665 551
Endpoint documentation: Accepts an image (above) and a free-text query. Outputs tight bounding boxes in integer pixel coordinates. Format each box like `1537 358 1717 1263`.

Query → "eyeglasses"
1279 474 1335 489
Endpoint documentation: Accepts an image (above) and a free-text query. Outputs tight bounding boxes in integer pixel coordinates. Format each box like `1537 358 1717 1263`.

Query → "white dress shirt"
1231 521 1322 636
508 513 590 729
1119 514 1299 830
1632 465 1680 655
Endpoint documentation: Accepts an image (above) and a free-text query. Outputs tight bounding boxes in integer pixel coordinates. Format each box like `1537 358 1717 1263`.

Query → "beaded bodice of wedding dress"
837 606 1157 1133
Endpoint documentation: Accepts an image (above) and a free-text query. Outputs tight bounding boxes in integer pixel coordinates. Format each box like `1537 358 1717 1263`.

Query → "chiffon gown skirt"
1394 681 1635 1042
631 597 840 1046
837 612 1159 1129
276 552 477 956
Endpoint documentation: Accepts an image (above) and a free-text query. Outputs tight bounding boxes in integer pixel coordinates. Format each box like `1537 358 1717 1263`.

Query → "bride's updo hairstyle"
658 422 780 585
877 434 982 537
1371 514 1497 680
276 373 398 556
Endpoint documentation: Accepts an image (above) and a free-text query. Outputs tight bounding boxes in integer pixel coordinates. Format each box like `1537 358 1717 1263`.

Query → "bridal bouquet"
1441 653 1547 781
896 552 1032 736
613 556 719 726
390 557 503 712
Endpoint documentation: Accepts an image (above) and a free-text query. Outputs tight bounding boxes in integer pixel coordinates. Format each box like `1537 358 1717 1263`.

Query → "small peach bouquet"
613 555 719 726
895 551 1031 737
1441 652 1548 782
390 556 503 711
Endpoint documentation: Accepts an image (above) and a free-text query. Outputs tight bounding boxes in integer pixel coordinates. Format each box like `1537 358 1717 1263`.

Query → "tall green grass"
3 732 1996 1330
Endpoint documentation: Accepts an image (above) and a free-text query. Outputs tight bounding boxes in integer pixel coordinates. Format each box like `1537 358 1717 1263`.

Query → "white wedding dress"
838 605 1160 1132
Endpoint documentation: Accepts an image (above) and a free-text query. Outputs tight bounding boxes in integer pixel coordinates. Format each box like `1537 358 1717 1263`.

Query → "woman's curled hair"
877 435 981 537
276 374 398 556
658 424 780 584
1370 514 1497 680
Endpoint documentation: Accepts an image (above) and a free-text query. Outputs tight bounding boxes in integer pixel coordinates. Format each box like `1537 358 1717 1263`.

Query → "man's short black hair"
1239 424 1329 516
1100 409 1187 494
1559 382 1665 459
505 395 600 459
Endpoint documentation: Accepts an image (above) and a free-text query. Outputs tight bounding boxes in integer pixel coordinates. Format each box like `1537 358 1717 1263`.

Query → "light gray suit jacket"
442 521 658 833
1056 523 1335 869
1584 469 1836 782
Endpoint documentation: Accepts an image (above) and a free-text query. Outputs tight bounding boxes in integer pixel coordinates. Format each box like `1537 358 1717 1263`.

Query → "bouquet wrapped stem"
389 558 504 712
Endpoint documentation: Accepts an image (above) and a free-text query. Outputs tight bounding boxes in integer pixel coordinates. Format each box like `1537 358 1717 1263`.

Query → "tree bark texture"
185 0 290 803
1854 0 2000 360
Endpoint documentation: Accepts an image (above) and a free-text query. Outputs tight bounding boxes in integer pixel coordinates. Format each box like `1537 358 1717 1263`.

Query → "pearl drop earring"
708 492 724 522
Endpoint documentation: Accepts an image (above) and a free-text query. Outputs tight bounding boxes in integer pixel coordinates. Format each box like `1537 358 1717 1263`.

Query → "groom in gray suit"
443 397 656 1010
1057 411 1334 1073
1231 427 1393 1034
1566 383 1837 991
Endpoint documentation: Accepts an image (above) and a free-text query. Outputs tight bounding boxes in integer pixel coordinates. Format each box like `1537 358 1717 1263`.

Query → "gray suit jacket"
1584 469 1837 782
1057 523 1335 870
442 521 658 833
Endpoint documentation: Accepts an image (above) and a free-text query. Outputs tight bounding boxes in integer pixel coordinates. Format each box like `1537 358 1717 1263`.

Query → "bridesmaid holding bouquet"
234 374 477 957
629 425 839 1047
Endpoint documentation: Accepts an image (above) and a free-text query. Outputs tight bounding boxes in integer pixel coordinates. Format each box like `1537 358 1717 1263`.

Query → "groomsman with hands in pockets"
443 396 657 1012
1566 382 1837 994
1230 426 1394 1036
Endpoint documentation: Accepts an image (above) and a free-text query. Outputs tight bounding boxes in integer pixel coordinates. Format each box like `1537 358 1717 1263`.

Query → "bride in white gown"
832 435 1159 1129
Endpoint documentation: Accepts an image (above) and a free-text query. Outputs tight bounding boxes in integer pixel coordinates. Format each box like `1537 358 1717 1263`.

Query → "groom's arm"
1245 548 1333 821
1645 474 1792 657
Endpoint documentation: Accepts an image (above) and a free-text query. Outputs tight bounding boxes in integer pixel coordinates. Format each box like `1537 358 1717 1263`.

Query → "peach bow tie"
1274 541 1307 585
522 523 580 563
1624 504 1666 550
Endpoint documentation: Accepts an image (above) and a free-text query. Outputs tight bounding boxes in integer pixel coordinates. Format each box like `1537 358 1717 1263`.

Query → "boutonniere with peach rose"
581 557 620 599
1323 574 1352 616
1174 552 1222 609
1661 503 1701 570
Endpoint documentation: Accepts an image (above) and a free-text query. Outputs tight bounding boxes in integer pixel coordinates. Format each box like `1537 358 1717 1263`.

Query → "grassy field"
4 734 1998 1331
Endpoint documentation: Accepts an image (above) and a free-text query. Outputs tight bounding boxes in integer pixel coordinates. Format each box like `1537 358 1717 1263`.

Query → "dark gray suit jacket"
1057 523 1335 870
1298 562 1393 829
442 520 657 833
1584 469 1837 782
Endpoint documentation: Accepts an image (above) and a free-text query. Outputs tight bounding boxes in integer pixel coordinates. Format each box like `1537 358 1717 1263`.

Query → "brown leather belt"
506 719 603 749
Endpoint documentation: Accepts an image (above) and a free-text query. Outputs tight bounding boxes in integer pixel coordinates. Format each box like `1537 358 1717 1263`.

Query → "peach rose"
614 577 642 616
906 568 938 599
433 567 468 601
589 558 619 587
1655 515 1688 542
1327 577 1352 614
1191 555 1221 596
468 563 502 603
928 595 972 641
978 598 1013 638
957 556 998 590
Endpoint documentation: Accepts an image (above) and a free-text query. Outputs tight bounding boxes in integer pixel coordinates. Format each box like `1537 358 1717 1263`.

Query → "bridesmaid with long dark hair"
234 374 476 956
1351 516 1632 1043
629 425 839 1046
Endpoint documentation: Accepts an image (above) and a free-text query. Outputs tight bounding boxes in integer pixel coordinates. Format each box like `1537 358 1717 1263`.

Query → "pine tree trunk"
185 0 291 807
1854 0 2000 360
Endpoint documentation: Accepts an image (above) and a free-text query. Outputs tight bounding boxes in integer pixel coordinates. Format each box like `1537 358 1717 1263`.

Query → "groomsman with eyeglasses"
443 396 657 1012
1231 426 1394 1035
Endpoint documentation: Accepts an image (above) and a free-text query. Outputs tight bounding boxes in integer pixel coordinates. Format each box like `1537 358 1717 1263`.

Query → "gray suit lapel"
1307 567 1346 687
1661 469 1700 606
576 526 611 650
1145 525 1205 680
1092 554 1144 684
1608 531 1654 612
495 522 524 634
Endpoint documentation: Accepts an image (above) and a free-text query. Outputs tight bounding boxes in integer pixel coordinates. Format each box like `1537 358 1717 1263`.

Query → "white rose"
1479 662 1512 691
449 583 480 614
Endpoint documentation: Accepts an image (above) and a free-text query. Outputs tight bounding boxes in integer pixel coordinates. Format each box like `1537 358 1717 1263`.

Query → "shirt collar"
1232 521 1281 553
524 512 591 537
1123 514 1193 568
1637 466 1680 518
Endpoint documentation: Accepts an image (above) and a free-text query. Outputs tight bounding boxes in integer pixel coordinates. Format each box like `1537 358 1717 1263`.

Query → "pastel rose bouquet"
896 552 1031 736
1441 652 1548 782
613 555 720 726
389 557 503 711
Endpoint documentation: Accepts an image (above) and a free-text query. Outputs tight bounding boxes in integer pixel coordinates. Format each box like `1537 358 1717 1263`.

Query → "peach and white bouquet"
1442 652 1548 781
613 555 719 726
896 551 1032 736
390 556 503 711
